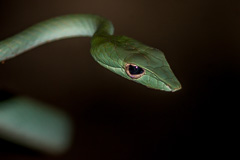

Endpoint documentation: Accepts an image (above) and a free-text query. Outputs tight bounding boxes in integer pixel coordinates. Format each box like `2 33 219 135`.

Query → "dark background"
0 0 239 159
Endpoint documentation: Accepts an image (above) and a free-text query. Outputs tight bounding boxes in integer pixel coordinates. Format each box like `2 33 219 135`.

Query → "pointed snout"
152 66 182 92
170 82 182 92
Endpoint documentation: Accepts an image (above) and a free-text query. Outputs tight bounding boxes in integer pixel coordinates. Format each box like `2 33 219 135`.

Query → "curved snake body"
0 14 181 91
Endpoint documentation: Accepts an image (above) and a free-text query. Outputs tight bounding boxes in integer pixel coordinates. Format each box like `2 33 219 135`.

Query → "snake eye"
125 64 145 79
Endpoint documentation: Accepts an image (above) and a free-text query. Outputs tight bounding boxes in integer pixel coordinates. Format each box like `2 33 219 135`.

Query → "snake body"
0 14 181 91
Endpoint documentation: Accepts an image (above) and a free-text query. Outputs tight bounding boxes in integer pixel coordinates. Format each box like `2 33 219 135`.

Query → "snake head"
91 35 181 92
123 47 181 92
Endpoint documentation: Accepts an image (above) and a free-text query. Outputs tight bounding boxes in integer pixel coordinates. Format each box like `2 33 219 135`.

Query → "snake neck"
0 14 114 61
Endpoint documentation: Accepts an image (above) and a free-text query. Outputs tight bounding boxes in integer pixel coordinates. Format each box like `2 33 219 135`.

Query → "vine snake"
0 14 181 92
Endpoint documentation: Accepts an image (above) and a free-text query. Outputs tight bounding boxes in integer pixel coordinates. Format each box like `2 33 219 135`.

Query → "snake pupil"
125 64 145 79
129 65 144 75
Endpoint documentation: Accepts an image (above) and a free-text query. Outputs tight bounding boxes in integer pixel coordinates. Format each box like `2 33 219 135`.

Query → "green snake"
0 14 181 92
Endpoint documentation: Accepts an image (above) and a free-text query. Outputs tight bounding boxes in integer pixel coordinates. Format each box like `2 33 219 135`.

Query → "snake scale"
0 14 181 91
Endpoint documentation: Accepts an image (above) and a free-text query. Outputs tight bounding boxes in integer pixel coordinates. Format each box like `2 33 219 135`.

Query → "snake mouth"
144 69 181 92
146 80 181 92
171 85 182 92
158 78 182 92
155 76 182 92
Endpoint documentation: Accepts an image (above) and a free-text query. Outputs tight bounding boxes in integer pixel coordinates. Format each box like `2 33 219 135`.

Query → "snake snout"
171 84 182 92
